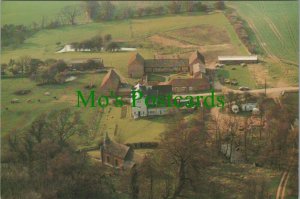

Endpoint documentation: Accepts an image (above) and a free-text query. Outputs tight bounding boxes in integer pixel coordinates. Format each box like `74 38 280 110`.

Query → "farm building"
128 53 145 78
99 69 120 95
99 69 132 96
218 55 258 64
189 50 206 77
128 50 206 78
100 133 141 169
161 77 210 93
131 83 172 119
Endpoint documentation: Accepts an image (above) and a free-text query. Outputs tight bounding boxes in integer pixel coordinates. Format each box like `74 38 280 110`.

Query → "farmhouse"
131 83 172 119
100 133 141 169
128 51 206 78
217 55 258 64
161 77 210 93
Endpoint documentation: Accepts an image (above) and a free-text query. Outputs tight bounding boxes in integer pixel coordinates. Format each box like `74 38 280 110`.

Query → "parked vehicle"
239 86 250 91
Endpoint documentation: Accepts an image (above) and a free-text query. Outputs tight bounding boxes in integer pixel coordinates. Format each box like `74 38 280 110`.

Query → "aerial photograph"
1 1 299 199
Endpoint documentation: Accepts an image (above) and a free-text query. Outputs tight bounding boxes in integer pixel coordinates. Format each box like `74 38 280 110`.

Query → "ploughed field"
230 1 298 63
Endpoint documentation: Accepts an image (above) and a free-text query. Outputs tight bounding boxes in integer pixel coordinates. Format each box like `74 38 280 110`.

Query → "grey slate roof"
145 59 188 68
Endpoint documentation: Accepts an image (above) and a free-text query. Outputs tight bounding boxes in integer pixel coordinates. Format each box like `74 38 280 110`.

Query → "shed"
218 55 258 64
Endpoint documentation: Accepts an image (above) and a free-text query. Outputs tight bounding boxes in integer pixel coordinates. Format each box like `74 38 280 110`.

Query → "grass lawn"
205 162 281 198
100 106 168 144
147 74 166 82
217 65 257 89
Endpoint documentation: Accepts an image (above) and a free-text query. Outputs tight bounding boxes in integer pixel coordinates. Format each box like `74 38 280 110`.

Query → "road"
175 86 299 98
276 171 290 199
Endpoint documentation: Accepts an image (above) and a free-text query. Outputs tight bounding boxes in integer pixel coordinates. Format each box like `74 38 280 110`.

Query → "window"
106 156 110 163
115 159 118 167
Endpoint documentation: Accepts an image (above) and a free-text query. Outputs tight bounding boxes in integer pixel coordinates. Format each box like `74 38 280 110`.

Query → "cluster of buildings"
95 52 261 169
95 50 212 119
128 50 206 78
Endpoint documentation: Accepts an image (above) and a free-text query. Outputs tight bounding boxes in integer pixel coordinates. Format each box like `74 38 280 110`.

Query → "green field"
1 12 248 78
1 1 85 25
1 1 168 26
229 1 298 63
1 73 106 144
217 65 257 89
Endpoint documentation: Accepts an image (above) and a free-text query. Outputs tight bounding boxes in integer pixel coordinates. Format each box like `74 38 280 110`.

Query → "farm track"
276 171 289 199
263 17 285 47
282 15 298 52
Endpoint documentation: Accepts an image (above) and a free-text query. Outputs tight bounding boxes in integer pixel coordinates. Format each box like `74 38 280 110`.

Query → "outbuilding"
218 55 258 64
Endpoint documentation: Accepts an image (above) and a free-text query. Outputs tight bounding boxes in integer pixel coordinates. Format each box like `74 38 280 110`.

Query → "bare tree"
16 55 31 75
60 5 81 25
47 108 87 147
211 111 222 153
159 117 210 199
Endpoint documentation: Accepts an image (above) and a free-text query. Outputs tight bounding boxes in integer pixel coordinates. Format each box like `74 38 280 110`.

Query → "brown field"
164 25 231 45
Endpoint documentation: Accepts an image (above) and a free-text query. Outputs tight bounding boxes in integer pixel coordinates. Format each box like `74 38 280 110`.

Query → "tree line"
2 1 226 48
1 56 103 84
84 1 211 22
70 34 120 52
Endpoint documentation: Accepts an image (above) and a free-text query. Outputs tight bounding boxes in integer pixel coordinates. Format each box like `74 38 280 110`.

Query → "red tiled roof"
189 50 205 65
100 69 121 93
128 52 144 65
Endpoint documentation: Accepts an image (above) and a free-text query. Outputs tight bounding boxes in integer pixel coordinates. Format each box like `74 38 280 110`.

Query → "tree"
194 2 208 12
29 58 43 74
99 1 115 21
47 108 87 147
159 116 210 199
214 1 226 10
144 7 153 16
105 42 120 52
139 155 157 199
60 5 81 25
122 7 134 19
168 1 182 14
84 1 100 21
223 115 239 161
153 6 164 16
1 24 33 47
130 166 139 199
184 1 195 13
33 60 67 84
137 8 145 17
16 55 31 75
104 34 112 43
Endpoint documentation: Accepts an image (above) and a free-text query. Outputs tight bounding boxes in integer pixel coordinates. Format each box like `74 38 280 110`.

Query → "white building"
218 55 258 64
241 103 257 111
131 84 172 119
